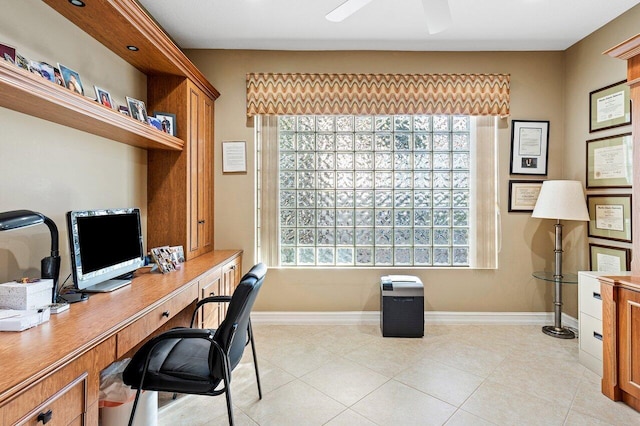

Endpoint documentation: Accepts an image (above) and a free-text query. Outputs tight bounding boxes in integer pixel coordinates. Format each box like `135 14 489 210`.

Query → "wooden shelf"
42 0 220 101
0 61 183 151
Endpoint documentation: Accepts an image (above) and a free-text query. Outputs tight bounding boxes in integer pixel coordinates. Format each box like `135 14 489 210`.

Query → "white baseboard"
251 311 578 328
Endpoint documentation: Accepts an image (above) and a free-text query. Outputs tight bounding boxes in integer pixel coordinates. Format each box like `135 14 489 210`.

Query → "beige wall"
0 1 148 285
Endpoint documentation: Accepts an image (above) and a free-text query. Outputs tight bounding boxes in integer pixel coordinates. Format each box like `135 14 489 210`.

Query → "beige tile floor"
158 324 640 425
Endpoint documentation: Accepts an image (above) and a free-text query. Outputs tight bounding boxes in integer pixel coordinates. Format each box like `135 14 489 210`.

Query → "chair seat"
123 336 222 395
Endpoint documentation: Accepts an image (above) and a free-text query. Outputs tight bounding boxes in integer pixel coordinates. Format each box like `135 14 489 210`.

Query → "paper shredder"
380 275 424 337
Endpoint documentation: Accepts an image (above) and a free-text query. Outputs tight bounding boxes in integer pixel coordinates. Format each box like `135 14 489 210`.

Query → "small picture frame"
94 86 114 109
508 180 544 212
222 141 247 173
0 43 16 63
589 243 631 272
118 105 130 116
589 80 631 133
126 96 148 124
586 133 632 188
147 116 163 131
587 194 632 243
58 63 84 95
153 112 176 136
38 62 55 83
53 67 64 86
15 53 29 71
509 120 549 175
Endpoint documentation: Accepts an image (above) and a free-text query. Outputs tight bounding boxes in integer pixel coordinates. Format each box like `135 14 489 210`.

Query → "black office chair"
123 263 267 426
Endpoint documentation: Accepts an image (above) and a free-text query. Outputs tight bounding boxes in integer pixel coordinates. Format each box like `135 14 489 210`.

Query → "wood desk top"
599 275 640 292
0 249 242 403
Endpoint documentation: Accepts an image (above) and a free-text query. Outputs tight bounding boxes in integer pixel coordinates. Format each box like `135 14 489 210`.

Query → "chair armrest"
153 327 214 341
190 296 233 327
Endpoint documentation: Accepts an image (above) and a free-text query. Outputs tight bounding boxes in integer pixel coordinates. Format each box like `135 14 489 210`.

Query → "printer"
380 275 424 337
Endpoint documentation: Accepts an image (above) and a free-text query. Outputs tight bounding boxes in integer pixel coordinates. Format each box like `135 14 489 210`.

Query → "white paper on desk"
0 309 21 320
0 309 50 331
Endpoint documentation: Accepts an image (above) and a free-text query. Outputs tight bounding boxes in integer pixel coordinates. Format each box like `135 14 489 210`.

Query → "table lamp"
532 180 589 338
0 210 60 304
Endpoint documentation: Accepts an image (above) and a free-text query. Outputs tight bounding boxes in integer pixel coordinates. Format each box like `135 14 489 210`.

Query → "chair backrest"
213 263 267 371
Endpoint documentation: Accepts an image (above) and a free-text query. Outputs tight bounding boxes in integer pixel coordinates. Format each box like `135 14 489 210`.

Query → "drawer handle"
593 292 602 300
198 220 205 224
162 311 170 318
37 410 53 424
209 291 216 296
593 331 603 341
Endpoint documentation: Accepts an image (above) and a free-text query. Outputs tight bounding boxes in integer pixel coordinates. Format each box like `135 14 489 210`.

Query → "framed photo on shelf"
222 141 247 173
587 194 632 243
589 243 631 272
509 120 549 175
589 80 631 133
58 63 84 95
94 86 114 109
153 112 176 136
126 96 148 124
586 133 632 188
508 180 543 212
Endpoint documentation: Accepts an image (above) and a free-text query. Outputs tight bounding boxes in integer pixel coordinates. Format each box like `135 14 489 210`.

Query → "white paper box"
0 308 50 331
0 279 53 310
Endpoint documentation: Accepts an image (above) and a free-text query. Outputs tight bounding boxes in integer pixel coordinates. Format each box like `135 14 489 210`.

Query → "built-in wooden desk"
0 249 242 425
600 275 640 412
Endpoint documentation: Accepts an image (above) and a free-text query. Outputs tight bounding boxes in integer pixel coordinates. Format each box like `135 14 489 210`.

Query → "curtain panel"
247 73 510 118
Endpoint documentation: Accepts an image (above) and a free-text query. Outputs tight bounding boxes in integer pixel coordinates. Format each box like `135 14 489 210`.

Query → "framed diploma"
589 80 631 133
587 194 632 243
509 120 549 175
586 133 632 188
589 243 631 272
222 141 247 173
508 180 543 212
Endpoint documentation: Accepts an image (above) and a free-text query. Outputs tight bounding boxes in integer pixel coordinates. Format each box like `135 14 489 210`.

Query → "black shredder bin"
380 275 424 337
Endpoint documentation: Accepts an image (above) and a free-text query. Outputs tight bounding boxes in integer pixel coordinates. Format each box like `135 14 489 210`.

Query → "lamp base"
542 325 575 339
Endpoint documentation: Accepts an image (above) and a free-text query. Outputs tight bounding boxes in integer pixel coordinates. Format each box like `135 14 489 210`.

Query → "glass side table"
532 271 578 339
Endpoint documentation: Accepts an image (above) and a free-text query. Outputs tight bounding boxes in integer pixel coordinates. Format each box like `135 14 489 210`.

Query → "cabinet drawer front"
13 373 86 426
579 275 603 320
580 313 603 361
117 285 198 358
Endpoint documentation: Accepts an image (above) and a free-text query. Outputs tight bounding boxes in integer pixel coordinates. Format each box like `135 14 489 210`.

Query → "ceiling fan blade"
326 0 375 22
421 0 452 34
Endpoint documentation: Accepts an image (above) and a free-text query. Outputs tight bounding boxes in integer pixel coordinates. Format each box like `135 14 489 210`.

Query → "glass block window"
276 114 472 267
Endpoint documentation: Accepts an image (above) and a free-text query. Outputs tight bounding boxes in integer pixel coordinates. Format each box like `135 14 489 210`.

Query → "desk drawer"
580 312 603 361
579 274 603 320
117 284 198 358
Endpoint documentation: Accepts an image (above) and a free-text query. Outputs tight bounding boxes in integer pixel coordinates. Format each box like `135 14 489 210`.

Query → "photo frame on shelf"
126 96 148 124
508 180 543 212
0 43 16 63
58 63 84 95
153 112 176 136
509 120 549 175
586 133 632 188
94 86 114 109
589 80 631 133
222 141 247 173
587 194 632 243
589 243 631 272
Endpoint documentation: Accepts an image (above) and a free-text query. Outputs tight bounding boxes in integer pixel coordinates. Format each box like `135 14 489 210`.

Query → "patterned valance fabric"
246 73 510 117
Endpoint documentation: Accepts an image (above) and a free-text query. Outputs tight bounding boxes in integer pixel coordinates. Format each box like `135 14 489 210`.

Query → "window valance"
246 73 510 118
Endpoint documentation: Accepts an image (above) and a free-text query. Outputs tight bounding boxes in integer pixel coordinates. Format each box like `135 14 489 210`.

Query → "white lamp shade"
531 180 589 221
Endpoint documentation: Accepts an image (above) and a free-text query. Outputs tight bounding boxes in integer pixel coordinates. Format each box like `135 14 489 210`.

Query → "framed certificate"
508 180 543 212
589 243 631 272
586 133 632 188
509 120 549 175
589 80 631 133
222 141 247 173
587 194 632 242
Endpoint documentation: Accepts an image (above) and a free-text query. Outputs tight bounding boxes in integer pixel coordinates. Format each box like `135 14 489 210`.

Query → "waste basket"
99 359 158 426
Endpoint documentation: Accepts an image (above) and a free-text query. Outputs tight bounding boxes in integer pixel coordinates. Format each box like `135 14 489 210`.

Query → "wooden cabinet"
617 286 640 401
198 268 223 329
222 256 242 317
147 77 215 261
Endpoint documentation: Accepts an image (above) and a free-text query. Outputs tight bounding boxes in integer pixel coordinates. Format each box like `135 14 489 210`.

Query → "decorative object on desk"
150 246 179 274
589 243 631 272
169 245 185 264
154 112 176 136
58 63 84 95
589 80 631 133
587 194 632 243
0 210 60 304
95 86 114 109
586 133 632 188
508 180 543 212
532 180 589 339
0 279 53 310
126 96 148 124
222 140 247 173
509 120 549 175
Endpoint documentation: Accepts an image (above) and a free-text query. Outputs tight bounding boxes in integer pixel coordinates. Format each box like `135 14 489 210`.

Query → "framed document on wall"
586 133 632 188
589 243 631 272
589 80 631 133
508 180 543 212
509 120 549 175
587 194 632 243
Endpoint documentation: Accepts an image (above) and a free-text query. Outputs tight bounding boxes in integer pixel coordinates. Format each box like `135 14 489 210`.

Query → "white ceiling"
138 0 640 51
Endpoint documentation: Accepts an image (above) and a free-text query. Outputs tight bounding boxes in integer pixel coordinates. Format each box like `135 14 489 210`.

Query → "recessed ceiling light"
68 0 85 7
127 46 139 51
